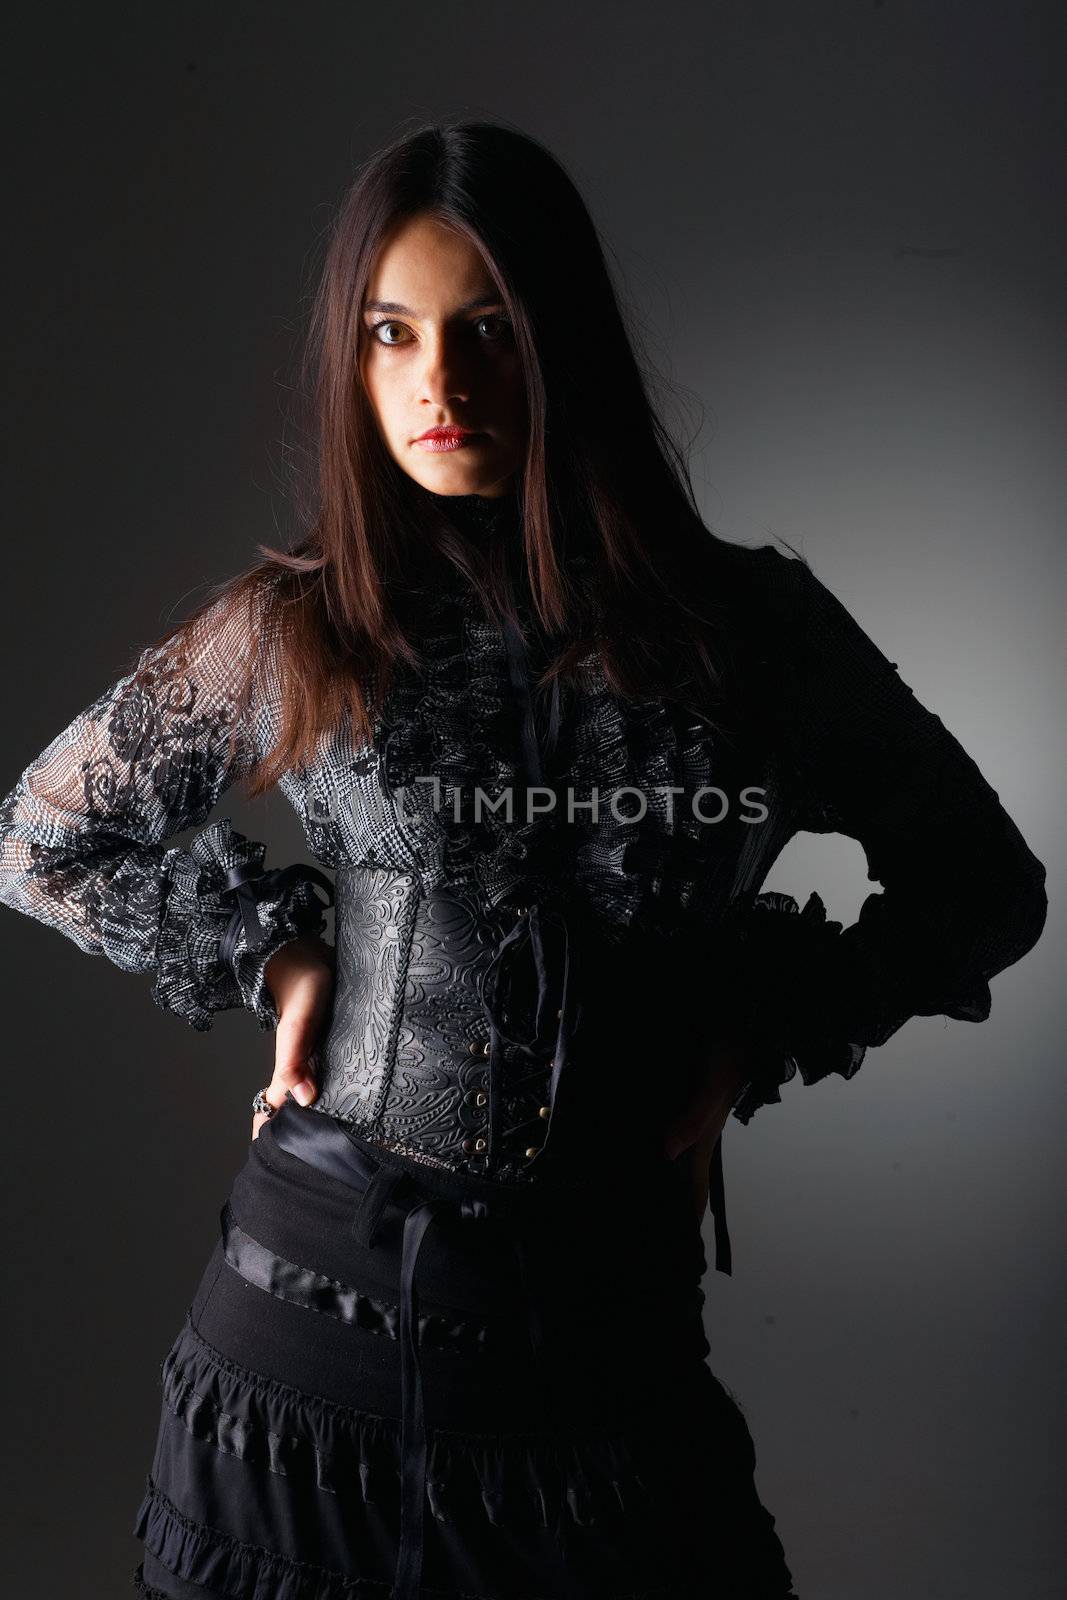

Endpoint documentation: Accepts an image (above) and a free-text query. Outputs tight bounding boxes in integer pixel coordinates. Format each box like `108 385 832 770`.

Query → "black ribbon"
393 638 583 1600
265 1102 544 1600
475 899 580 1167
218 860 335 967
499 611 561 795
496 609 731 1274
484 616 580 1167
247 599 734 1599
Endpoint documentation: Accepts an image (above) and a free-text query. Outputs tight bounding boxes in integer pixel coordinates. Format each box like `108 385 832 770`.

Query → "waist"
245 1094 711 1600
312 866 681 1184
256 1097 707 1319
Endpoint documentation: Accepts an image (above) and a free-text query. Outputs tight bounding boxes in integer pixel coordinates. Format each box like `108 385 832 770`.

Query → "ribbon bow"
218 860 335 966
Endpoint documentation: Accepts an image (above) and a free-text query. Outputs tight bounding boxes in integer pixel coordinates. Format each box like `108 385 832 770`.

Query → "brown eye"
371 321 409 345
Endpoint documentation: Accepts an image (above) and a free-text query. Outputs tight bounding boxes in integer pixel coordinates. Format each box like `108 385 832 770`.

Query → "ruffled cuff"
151 819 334 1033
709 890 874 1126
720 883 1005 1125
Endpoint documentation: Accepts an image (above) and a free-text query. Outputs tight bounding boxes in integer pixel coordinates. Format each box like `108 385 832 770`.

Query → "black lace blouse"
0 489 1048 1126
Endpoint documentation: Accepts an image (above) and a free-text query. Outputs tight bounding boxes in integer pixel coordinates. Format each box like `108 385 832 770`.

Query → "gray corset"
310 865 584 1184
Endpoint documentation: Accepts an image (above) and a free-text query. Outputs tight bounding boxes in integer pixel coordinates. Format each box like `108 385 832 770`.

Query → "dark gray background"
1 3 1061 1596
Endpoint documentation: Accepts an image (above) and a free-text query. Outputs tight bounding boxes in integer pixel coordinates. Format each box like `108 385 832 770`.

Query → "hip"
135 1102 797 1600
194 1100 715 1430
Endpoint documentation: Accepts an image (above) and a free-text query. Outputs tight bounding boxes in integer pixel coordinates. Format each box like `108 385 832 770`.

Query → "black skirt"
131 1101 797 1599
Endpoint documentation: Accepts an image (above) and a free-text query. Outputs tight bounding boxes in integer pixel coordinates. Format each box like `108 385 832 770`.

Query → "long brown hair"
128 118 742 798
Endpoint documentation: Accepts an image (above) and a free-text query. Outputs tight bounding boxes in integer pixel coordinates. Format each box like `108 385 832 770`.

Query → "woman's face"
360 214 527 499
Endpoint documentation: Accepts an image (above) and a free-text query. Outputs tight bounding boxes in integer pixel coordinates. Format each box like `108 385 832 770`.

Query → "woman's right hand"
251 934 336 1140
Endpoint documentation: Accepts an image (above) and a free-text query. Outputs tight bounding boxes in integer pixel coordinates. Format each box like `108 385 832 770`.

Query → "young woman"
0 120 1047 1600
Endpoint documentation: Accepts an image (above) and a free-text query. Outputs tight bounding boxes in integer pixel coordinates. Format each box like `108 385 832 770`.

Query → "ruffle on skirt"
131 1105 798 1600
148 1316 659 1530
133 1315 792 1600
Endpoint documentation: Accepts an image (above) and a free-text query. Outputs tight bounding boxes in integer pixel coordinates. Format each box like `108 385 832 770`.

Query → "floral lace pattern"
0 589 329 1031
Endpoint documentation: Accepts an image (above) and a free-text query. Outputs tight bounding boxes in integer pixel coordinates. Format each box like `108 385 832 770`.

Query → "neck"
416 480 521 542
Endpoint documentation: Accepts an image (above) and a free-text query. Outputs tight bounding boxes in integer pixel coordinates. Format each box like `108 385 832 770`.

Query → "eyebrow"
362 293 504 318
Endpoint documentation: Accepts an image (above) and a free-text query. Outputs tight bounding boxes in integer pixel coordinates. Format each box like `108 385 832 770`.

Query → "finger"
268 1011 324 1108
251 1110 272 1142
664 1092 725 1159
665 1093 732 1161
664 1107 707 1161
265 1059 317 1109
663 1054 745 1158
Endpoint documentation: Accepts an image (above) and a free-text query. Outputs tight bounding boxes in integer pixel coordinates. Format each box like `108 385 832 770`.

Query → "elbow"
1013 858 1048 966
979 833 1049 977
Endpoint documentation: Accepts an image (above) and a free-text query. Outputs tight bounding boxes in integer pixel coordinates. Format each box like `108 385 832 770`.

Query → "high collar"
419 483 522 541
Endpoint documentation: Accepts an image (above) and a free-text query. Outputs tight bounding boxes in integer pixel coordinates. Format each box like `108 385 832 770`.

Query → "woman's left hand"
662 1040 751 1223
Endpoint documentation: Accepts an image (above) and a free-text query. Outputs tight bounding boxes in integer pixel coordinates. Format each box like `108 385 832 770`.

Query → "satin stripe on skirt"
131 1102 797 1599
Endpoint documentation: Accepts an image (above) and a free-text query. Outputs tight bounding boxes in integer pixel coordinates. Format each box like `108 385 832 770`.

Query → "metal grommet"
474 1137 487 1152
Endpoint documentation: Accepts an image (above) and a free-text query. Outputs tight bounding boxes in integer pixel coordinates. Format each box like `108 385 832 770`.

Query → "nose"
416 331 473 409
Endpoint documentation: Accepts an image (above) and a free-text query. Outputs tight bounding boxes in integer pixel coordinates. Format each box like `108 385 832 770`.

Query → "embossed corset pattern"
312 866 415 1127
312 866 558 1182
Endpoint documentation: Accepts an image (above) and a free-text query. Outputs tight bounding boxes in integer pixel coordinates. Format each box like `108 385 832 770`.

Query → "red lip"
415 425 480 441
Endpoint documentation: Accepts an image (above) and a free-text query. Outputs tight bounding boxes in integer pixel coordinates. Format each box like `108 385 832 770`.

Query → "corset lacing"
328 485 733 1599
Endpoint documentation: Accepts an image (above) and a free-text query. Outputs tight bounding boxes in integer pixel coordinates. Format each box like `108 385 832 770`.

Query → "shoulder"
129 573 285 730
181 572 283 666
706 540 911 761
713 540 890 665
700 539 831 678
713 538 826 617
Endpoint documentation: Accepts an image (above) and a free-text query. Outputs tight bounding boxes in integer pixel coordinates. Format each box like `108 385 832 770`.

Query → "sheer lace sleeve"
0 585 334 1032
723 547 1049 1124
